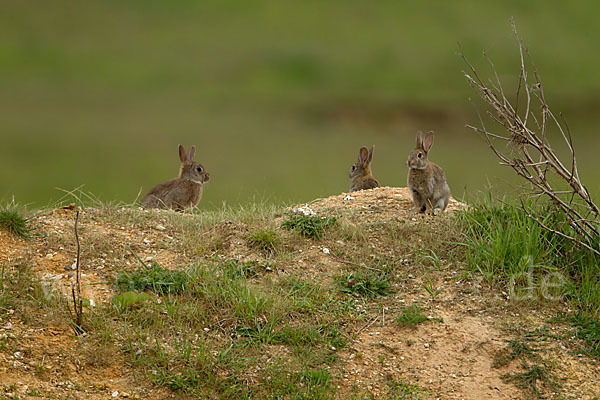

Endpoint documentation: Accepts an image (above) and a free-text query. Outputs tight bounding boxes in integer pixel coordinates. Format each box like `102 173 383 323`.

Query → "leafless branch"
461 20 600 256
69 208 85 335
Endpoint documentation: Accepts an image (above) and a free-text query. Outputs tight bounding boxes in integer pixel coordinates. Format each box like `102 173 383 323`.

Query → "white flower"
292 205 316 216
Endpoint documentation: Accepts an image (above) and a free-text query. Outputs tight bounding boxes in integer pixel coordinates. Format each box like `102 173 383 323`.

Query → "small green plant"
384 378 427 399
116 263 190 294
336 271 392 298
421 249 443 269
0 207 32 239
493 339 541 368
396 305 433 327
112 291 154 310
501 363 561 399
281 212 336 239
248 226 281 253
422 274 442 301
222 259 270 279
567 312 600 359
298 367 335 399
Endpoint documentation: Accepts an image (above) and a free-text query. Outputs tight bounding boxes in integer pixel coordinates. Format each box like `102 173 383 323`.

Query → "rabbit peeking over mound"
349 145 380 192
406 131 450 214
141 144 209 211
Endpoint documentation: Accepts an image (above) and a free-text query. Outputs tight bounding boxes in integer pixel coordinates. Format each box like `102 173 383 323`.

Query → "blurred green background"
2 1 600 208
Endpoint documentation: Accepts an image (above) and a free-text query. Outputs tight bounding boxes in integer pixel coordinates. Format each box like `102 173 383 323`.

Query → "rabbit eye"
196 167 203 173
351 165 356 171
417 153 423 158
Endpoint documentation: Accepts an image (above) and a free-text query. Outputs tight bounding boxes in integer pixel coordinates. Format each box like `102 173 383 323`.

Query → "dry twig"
460 20 599 256
68 208 85 335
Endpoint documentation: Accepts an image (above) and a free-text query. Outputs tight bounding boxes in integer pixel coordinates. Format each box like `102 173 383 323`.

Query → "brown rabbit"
406 131 450 213
349 145 380 192
141 144 210 211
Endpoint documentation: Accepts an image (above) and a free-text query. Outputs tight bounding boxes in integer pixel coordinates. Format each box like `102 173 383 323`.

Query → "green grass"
248 226 281 254
356 378 427 400
115 262 190 294
0 207 32 239
282 213 337 239
459 197 600 315
222 259 271 279
566 312 600 359
336 271 392 298
493 339 541 368
501 364 561 399
396 305 431 327
90 257 351 397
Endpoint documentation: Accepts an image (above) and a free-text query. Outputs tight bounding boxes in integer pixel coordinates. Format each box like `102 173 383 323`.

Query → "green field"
3 1 600 208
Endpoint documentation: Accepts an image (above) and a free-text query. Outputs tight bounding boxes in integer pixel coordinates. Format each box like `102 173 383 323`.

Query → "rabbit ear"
188 146 196 160
367 145 374 163
178 144 188 163
358 147 369 163
416 131 424 149
423 132 434 152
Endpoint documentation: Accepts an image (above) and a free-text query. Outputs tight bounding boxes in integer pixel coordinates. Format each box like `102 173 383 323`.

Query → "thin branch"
462 22 599 256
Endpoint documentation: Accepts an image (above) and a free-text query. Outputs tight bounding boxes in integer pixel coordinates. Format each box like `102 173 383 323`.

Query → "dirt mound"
1 188 598 399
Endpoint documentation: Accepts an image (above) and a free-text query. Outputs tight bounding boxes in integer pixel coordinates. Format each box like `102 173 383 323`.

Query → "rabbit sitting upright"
141 144 209 211
349 145 380 192
406 131 450 214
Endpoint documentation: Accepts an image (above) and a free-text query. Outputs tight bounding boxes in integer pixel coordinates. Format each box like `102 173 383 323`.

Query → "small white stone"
156 224 166 231
112 391 119 398
322 248 330 254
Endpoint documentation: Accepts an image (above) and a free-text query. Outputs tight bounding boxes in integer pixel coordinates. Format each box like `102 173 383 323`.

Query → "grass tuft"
459 197 600 314
396 305 432 327
116 262 189 294
0 207 32 239
281 213 336 239
567 312 600 359
336 271 392 298
493 339 541 368
501 364 560 399
248 227 281 254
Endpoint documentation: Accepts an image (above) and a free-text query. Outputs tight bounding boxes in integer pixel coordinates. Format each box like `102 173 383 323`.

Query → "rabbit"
406 131 450 214
349 145 380 192
141 144 210 211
